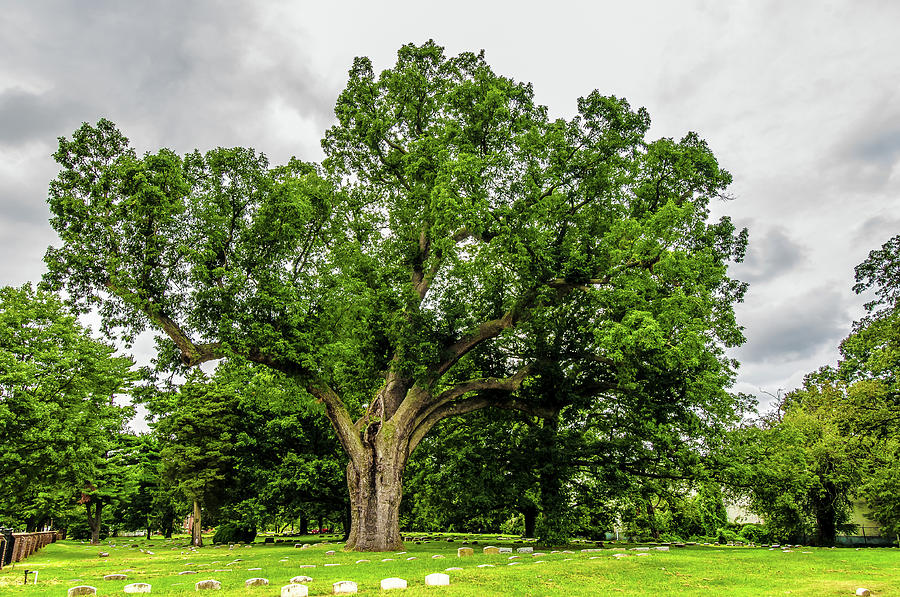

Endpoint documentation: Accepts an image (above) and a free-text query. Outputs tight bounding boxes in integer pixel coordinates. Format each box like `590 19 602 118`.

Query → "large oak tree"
44 42 747 550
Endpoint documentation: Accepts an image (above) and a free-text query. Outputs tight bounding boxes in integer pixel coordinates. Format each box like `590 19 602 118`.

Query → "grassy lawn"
1 534 898 596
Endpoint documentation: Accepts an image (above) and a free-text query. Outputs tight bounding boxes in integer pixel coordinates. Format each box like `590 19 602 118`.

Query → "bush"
66 519 110 541
212 522 257 544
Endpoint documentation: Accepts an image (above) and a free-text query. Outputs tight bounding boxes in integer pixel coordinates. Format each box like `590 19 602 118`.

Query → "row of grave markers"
0 530 62 569
66 573 452 595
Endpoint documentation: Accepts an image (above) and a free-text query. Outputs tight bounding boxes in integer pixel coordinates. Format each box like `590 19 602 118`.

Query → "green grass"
1 534 898 596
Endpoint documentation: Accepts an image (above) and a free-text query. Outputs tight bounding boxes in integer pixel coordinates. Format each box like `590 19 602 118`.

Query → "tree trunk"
813 480 839 547
523 504 537 538
343 429 408 551
191 499 203 547
646 501 660 541
86 500 103 545
298 513 308 535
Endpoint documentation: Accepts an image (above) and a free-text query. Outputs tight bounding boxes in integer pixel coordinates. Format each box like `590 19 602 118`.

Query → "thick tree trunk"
191 499 203 547
343 429 408 551
523 504 537 538
86 500 103 545
298 513 308 535
813 480 839 547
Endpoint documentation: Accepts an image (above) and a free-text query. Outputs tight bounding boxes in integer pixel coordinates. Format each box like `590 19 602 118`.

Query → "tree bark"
191 499 203 547
343 426 408 551
86 500 103 545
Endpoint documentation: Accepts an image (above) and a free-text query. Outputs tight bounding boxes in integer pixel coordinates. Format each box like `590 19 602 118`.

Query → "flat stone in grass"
476 564 495 568
68 587 97 596
297 565 316 568
332 580 358 594
425 573 450 586
856 590 871 597
281 584 308 597
123 584 151 593
103 574 128 580
179 571 198 575
431 555 445 559
248 567 263 570
380 577 407 590
325 563 341 567
632 547 650 551
325 550 336 556
356 559 370 563
654 546 669 551
498 547 513 554
405 556 417 560
457 547 474 557
516 547 533 554
290 576 313 583
482 546 499 555
444 567 463 571
381 558 394 562
195 579 222 590
245 578 269 587
99 552 110 557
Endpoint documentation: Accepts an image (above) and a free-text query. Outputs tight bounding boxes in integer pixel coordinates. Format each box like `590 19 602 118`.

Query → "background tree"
44 42 747 550
0 284 134 540
155 369 242 547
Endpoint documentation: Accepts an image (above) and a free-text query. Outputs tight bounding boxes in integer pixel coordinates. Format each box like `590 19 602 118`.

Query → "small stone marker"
294 544 304 548
477 563 495 568
381 558 394 562
103 574 128 580
498 547 513 554
68 587 97 597
179 570 199 575
281 584 308 597
431 554 445 559
654 546 669 551
324 563 341 567
298 564 316 568
195 579 222 590
290 576 313 583
356 559 370 563
445 567 463 571
483 546 499 555
380 577 408 590
325 550 336 556
332 580 358 594
99 552 110 557
457 547 474 557
123 583 152 593
856 590 871 597
516 547 533 554
425 573 450 586
245 578 269 586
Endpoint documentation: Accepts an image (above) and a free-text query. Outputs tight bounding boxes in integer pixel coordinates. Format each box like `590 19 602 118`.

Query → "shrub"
212 521 257 544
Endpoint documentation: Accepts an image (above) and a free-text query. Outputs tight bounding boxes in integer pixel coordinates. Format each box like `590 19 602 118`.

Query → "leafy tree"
44 42 747 550
0 285 134 541
156 369 242 547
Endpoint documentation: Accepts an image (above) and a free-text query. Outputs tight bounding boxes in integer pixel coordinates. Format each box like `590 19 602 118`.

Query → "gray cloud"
853 215 900 245
829 93 900 191
0 88 89 147
731 226 807 284
0 0 335 158
733 285 853 364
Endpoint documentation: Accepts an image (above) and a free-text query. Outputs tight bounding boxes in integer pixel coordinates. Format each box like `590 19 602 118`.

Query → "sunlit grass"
1 533 897 596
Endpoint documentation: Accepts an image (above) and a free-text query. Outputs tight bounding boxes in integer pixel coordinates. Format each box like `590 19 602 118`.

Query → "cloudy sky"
2 0 898 412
